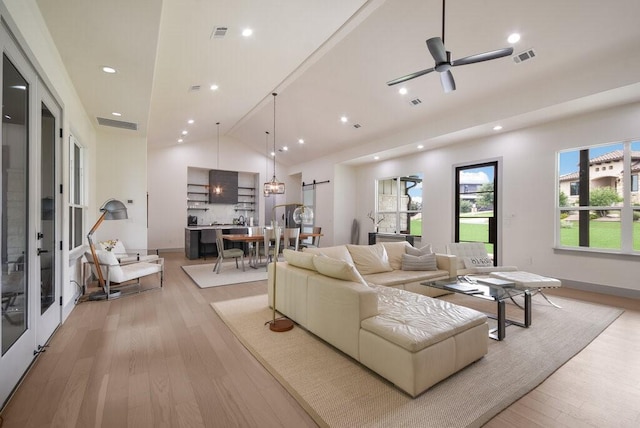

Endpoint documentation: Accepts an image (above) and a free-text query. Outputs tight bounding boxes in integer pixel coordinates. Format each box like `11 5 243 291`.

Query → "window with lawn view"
375 174 422 236
558 140 640 253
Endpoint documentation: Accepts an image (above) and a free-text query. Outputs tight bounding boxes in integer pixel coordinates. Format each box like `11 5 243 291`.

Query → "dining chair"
247 226 262 263
261 227 278 270
283 227 301 251
213 229 245 274
300 226 322 249
199 229 217 260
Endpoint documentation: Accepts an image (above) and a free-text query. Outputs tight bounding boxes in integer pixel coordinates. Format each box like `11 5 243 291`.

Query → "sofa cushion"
313 255 367 285
406 244 432 256
361 285 487 352
346 244 393 275
304 245 354 265
401 253 438 271
362 269 446 287
380 241 411 270
283 249 316 271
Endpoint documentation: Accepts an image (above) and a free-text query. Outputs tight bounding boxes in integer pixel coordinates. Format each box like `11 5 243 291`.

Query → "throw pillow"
381 241 411 270
463 256 493 269
405 243 432 256
303 245 355 265
346 244 393 275
312 255 367 285
283 249 316 271
401 253 438 271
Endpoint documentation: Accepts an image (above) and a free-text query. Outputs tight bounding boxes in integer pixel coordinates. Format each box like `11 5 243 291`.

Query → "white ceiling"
37 0 640 167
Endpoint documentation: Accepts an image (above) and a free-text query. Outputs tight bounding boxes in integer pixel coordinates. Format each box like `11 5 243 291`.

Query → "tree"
559 191 568 207
476 183 494 210
589 186 622 217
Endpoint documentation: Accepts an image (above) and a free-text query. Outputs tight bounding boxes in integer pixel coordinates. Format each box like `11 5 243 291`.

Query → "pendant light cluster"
263 92 285 196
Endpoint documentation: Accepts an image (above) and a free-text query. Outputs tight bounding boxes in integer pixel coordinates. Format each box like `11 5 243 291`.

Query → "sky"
558 141 639 175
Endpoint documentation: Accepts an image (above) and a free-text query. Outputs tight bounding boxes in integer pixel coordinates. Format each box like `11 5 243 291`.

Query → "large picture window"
557 140 640 253
375 174 422 236
69 135 85 250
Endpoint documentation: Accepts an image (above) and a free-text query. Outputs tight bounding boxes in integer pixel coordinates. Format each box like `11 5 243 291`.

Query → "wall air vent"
97 117 138 131
410 98 422 106
211 26 228 39
513 48 536 64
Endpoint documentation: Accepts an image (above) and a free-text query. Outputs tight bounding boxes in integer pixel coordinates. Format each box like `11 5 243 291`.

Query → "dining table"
223 232 323 269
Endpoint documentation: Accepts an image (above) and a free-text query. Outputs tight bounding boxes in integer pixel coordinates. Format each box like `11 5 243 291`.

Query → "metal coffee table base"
489 290 532 341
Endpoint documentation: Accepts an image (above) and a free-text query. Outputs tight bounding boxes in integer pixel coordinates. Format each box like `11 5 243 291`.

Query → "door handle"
37 248 49 256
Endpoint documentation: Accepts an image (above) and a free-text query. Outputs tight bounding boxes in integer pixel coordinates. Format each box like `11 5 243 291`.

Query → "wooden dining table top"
223 232 322 242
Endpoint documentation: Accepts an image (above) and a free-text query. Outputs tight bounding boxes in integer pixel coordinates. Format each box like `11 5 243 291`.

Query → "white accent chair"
99 239 160 263
84 250 164 297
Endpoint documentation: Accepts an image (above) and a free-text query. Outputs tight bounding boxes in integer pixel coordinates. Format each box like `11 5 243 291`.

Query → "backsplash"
189 203 255 226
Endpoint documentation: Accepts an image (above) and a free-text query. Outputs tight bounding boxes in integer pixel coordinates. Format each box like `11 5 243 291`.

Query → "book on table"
444 283 483 294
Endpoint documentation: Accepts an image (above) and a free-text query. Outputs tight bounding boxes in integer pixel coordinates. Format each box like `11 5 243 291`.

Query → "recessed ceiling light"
398 87 408 95
298 139 304 144
493 125 503 131
242 28 253 37
417 144 424 149
282 146 288 151
507 33 521 44
270 151 275 157
102 66 117 74
111 112 122 117
340 116 348 123
178 138 184 143
182 130 188 135
188 119 194 124
374 156 380 160
210 84 219 91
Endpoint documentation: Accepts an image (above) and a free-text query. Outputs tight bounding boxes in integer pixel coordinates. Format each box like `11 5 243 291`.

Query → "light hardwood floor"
1 252 638 427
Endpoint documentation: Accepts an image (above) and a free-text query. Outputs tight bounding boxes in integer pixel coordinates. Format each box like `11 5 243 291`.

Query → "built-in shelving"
187 183 209 210
236 187 255 212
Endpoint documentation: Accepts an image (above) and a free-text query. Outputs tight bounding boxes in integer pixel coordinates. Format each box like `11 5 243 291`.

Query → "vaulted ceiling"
37 0 640 166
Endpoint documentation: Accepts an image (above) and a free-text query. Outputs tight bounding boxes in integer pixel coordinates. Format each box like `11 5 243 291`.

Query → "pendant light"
263 92 285 195
264 131 271 197
213 122 222 194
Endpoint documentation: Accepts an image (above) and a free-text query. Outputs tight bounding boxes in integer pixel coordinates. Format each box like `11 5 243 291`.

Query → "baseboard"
559 278 640 300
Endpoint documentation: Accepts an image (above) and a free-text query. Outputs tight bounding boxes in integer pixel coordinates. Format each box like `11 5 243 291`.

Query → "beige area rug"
211 293 622 428
181 263 267 288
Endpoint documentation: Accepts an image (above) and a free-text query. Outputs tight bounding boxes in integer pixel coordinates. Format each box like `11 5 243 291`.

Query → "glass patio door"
0 23 61 407
455 162 499 262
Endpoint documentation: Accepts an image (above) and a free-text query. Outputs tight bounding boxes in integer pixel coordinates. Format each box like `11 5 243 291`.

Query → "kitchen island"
185 225 250 259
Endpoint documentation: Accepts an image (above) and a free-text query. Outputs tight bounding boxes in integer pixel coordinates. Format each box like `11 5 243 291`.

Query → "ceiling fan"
387 0 514 93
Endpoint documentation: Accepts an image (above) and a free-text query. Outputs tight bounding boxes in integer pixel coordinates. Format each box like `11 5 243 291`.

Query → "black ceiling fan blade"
451 47 514 67
426 37 447 64
440 70 456 93
386 67 435 86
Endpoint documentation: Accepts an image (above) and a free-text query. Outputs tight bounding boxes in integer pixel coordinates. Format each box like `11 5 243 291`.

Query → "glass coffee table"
422 277 532 341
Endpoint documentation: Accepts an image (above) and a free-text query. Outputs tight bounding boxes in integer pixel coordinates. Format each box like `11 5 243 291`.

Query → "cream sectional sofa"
267 243 489 397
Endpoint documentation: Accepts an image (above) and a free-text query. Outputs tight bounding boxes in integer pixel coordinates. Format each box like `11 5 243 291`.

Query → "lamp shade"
100 199 128 220
293 205 313 225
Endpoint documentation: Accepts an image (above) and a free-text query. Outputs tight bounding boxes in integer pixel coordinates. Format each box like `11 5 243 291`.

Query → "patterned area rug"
211 293 622 427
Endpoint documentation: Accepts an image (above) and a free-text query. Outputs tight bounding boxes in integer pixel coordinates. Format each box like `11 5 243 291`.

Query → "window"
375 174 422 236
557 140 640 253
69 135 85 250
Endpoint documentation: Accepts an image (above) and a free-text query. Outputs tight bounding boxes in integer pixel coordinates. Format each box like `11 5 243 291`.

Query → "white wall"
147 135 271 250
350 102 640 292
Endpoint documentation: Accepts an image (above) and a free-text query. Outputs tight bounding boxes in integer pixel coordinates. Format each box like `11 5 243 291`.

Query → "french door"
0 23 61 408
454 161 499 263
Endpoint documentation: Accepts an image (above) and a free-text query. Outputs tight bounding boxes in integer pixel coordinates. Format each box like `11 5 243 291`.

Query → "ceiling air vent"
211 26 228 39
410 98 422 106
189 85 201 91
513 48 536 64
97 117 138 131
353 123 361 129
